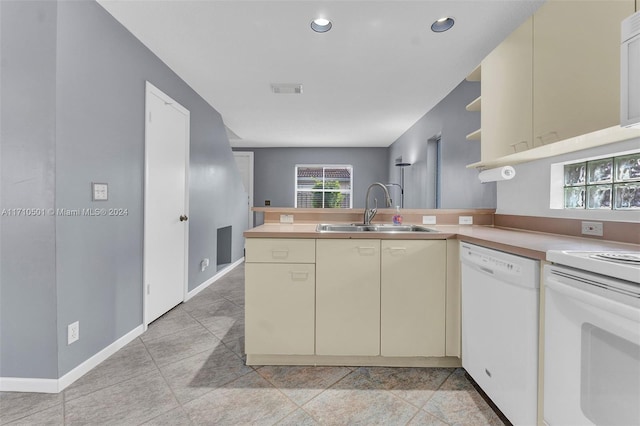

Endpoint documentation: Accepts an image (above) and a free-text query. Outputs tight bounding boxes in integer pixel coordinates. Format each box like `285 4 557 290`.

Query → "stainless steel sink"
316 223 438 233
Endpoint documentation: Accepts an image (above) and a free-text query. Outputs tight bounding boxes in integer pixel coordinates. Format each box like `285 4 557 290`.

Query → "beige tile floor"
0 264 506 425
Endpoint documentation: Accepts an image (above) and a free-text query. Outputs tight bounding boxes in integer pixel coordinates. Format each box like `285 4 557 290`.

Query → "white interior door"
233 151 254 229
144 82 190 325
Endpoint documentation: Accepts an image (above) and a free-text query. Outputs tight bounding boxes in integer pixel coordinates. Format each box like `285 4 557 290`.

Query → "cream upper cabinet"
316 239 381 356
380 240 446 357
480 0 634 163
481 17 533 161
532 0 634 145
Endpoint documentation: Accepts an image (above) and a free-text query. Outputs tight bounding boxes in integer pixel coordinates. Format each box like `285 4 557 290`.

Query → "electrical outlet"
280 214 294 224
459 216 473 225
200 258 210 272
422 215 437 225
581 221 603 236
68 321 79 345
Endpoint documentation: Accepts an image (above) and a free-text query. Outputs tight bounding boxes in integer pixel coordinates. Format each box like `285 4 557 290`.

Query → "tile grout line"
62 386 66 426
137 335 191 425
0 399 60 426
181 302 248 366
256 367 350 425
155 291 259 412
294 367 358 416
252 367 307 421
62 340 159 405
417 368 459 425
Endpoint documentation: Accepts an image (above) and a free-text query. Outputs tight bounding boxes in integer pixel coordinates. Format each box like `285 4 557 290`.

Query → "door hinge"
147 284 151 295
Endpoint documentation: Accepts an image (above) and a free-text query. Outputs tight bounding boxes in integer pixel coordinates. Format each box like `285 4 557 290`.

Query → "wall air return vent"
271 83 303 94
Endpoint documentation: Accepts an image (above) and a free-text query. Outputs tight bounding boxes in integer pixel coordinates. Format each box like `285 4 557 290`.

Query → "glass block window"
564 153 640 210
295 165 353 208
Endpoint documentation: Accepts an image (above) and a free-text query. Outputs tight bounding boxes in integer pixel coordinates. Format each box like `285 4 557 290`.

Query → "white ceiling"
97 0 544 148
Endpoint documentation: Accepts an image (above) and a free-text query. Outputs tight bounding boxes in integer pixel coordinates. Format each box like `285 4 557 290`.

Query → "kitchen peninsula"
243 208 638 367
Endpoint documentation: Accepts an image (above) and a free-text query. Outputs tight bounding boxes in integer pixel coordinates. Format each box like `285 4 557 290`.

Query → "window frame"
294 164 353 209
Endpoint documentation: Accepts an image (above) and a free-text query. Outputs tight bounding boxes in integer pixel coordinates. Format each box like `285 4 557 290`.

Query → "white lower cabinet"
316 239 381 356
381 240 446 357
245 262 315 355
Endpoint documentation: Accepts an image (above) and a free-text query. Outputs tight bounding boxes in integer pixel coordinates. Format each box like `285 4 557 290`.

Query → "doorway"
426 135 441 208
144 82 190 325
233 151 254 229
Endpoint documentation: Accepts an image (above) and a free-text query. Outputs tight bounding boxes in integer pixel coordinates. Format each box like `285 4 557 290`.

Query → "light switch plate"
92 182 108 201
459 216 473 225
422 215 437 225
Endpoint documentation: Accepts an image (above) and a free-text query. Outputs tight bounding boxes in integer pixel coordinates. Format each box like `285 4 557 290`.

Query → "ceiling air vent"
271 83 303 94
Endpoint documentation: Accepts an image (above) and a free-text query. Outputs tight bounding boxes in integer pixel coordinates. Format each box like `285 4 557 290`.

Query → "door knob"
179 215 188 222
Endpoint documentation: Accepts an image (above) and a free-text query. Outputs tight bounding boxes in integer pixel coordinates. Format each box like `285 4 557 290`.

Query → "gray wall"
388 80 496 209
1 0 60 379
234 147 389 224
1 0 247 379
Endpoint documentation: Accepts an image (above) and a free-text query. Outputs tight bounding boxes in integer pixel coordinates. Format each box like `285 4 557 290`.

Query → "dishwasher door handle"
479 266 495 275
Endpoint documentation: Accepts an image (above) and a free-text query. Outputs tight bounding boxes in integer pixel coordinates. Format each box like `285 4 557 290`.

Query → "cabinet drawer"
245 238 315 263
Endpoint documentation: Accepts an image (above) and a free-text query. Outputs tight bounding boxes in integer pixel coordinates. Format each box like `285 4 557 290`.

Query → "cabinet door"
381 240 446 357
481 17 533 161
245 263 315 355
316 239 380 356
533 0 634 144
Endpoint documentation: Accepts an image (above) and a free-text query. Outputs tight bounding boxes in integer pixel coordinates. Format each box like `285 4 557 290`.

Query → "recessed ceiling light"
431 17 455 33
311 18 332 33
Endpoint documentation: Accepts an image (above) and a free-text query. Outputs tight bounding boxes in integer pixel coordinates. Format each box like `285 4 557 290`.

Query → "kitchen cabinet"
481 17 533 161
381 240 446 357
480 0 634 163
532 0 633 146
245 238 315 355
245 235 454 364
316 239 381 356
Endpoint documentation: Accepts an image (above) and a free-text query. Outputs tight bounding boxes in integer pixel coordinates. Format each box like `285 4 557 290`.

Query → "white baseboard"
0 259 245 394
57 325 144 391
0 377 60 394
0 324 144 394
186 257 244 301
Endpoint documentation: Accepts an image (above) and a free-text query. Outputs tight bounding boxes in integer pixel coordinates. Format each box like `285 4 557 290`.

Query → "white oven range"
544 250 640 425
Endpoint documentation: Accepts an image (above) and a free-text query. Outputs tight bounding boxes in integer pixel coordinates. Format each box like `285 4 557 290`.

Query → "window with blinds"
295 165 353 208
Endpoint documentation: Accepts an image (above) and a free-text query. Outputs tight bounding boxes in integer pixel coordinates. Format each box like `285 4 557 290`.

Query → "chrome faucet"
363 182 392 225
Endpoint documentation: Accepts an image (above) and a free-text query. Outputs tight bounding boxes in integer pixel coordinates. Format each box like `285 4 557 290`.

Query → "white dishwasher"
460 242 540 426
